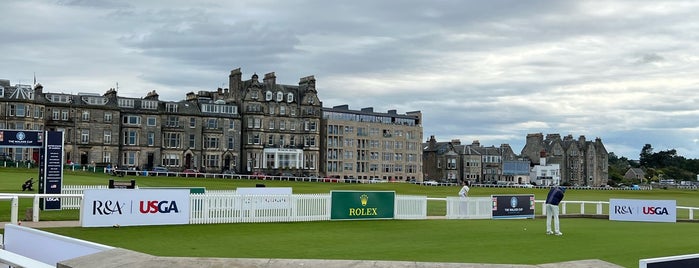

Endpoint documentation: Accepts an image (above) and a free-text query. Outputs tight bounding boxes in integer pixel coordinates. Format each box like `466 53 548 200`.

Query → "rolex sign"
331 191 395 220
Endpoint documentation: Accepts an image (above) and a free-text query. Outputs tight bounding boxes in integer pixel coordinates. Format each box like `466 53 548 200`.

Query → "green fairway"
43 218 699 268
1 167 699 267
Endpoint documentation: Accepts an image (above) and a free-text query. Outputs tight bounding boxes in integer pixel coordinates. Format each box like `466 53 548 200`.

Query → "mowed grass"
1 167 699 267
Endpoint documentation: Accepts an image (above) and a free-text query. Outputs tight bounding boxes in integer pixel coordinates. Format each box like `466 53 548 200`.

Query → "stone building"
321 105 422 181
0 67 323 175
228 69 322 177
422 137 517 184
520 133 608 186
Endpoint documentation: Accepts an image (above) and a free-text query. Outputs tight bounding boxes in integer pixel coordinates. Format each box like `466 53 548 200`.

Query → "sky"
1 0 698 160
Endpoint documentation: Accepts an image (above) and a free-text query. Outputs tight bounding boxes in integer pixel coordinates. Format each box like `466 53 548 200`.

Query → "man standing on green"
545 185 566 236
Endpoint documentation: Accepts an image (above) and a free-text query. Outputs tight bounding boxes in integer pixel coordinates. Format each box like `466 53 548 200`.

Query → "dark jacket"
545 186 566 205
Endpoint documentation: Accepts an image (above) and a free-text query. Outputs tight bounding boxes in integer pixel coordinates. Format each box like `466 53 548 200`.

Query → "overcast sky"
2 0 698 159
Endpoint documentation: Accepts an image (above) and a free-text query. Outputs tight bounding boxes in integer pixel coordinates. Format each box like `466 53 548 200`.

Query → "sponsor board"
491 194 535 219
331 191 395 220
81 189 190 227
609 199 676 223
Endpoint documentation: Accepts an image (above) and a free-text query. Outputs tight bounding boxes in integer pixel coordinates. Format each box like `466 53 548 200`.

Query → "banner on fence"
609 199 676 223
330 191 395 220
81 189 190 227
491 194 535 219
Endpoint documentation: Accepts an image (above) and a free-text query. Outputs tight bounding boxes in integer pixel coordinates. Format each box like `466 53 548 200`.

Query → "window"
147 116 157 126
189 134 195 148
164 133 181 148
0 86 3 97
290 136 295 146
205 154 219 168
265 91 273 101
102 152 111 163
123 115 141 125
268 134 274 145
269 120 275 129
287 93 294 103
269 104 275 115
166 103 178 113
61 110 69 121
141 100 158 110
123 130 138 145
123 151 137 166
228 120 235 130
80 130 89 144
201 104 237 114
147 132 155 146
34 107 43 118
206 118 218 129
81 111 90 121
204 137 219 149
104 112 112 122
189 117 196 128
167 116 179 127
83 96 107 105
280 106 286 115
228 137 234 149
162 154 180 166
279 121 286 130
14 104 26 117
304 136 316 147
47 94 70 103
103 130 112 144
118 99 134 108
276 91 283 102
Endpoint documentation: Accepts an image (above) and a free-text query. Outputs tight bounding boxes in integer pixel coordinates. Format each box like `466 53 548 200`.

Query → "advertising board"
81 189 190 227
330 191 395 220
491 194 535 219
609 199 676 223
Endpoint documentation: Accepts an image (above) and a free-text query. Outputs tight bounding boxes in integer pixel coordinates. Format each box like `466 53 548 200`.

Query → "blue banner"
40 131 64 210
0 130 43 148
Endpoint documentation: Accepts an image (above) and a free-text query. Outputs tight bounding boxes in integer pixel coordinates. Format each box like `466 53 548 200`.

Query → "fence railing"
2 187 698 225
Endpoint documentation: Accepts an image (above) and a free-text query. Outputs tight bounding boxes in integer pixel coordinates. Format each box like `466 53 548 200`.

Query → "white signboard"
609 199 676 223
81 189 190 227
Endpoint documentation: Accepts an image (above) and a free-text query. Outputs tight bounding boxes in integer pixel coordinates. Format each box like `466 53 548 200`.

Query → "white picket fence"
445 197 493 219
56 186 427 224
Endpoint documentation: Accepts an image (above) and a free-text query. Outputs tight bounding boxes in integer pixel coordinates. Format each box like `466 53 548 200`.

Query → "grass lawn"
1 167 699 267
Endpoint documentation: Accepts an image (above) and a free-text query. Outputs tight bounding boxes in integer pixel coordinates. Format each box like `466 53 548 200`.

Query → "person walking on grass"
459 181 470 198
545 185 566 236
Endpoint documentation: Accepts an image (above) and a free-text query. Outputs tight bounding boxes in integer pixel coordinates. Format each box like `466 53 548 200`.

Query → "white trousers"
546 204 560 233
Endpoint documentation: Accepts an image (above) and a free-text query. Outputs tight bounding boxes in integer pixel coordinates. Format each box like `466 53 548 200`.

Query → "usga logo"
643 206 669 215
139 200 180 214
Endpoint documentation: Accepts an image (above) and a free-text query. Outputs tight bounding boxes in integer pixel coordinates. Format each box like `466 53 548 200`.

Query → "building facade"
321 105 423 182
422 137 518 184
520 133 608 186
1 69 422 181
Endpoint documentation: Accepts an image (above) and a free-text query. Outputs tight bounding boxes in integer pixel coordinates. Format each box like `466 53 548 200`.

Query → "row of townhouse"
0 68 423 181
423 133 609 186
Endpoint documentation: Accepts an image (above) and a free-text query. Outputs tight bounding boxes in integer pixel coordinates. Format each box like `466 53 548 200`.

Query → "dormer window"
287 93 294 103
251 91 259 99
141 100 158 110
265 91 273 101
276 91 283 102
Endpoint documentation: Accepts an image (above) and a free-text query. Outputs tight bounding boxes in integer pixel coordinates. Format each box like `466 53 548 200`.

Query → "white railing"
2 188 698 225
62 185 108 209
395 195 427 220
445 197 493 219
